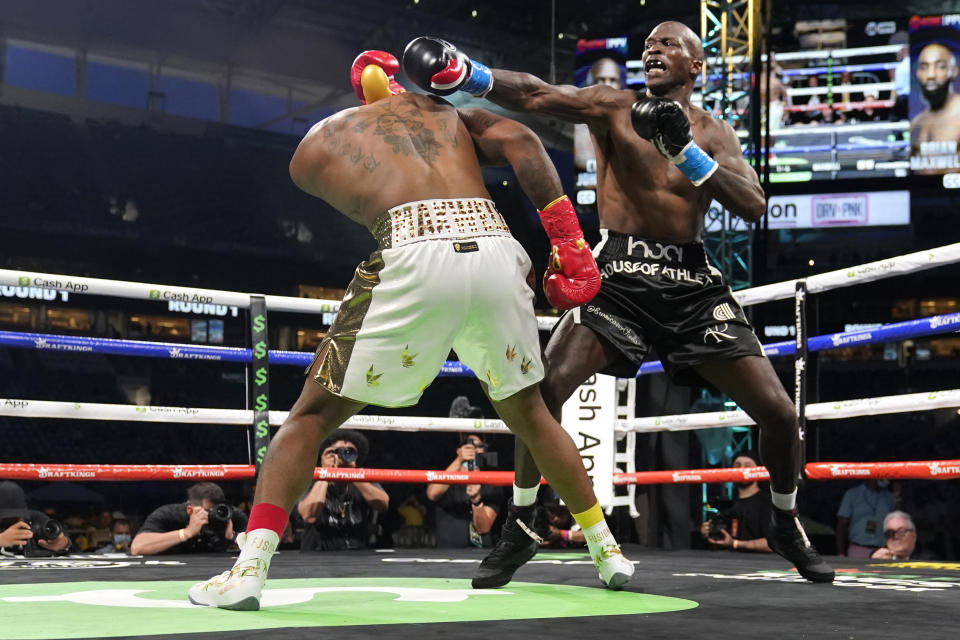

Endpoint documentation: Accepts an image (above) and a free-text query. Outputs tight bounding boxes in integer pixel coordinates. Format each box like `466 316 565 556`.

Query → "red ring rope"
2 461 959 483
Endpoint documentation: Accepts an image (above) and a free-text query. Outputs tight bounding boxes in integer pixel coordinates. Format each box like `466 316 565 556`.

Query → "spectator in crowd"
75 510 120 552
855 93 883 122
298 429 388 551
759 59 788 131
96 517 133 554
890 31 911 121
393 493 430 548
699 451 773 553
871 511 924 560
536 491 585 548
130 482 247 555
836 479 897 558
838 70 863 106
0 480 71 555
427 433 502 548
790 74 823 125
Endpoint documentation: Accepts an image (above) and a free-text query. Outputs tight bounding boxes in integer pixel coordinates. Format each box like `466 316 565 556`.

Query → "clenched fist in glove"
401 36 494 97
350 50 405 104
538 195 601 310
631 98 718 186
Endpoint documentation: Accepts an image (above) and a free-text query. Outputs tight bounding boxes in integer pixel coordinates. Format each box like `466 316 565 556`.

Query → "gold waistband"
370 198 511 249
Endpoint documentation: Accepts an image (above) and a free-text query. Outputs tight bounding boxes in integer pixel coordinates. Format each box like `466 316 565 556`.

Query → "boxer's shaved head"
653 21 704 60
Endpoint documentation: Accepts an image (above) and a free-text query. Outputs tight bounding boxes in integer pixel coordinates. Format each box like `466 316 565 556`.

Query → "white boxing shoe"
594 543 635 589
188 530 278 611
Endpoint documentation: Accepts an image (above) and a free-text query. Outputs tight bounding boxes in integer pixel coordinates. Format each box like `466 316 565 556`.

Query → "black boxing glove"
402 36 494 98
631 98 718 186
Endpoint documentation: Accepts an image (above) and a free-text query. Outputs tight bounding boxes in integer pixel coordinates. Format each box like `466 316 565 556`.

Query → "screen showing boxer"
572 37 627 211
908 14 960 174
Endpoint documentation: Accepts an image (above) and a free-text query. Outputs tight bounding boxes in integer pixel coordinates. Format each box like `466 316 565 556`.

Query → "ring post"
793 280 808 473
249 296 270 472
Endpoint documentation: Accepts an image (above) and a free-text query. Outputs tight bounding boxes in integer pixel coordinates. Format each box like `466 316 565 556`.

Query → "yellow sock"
571 502 605 530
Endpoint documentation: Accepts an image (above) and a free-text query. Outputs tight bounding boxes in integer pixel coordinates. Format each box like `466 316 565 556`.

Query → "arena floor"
0 546 955 639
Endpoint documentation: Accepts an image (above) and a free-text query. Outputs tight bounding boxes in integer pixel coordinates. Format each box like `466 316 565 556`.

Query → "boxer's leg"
474 317 620 589
489 383 634 589
189 347 365 610
695 355 834 583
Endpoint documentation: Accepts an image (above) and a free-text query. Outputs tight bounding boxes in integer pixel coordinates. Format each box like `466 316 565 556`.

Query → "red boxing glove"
538 195 601 310
350 50 405 104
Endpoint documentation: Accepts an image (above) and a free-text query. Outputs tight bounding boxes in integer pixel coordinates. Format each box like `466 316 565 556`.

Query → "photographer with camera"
130 482 247 555
427 426 502 548
298 429 388 551
0 481 71 556
699 451 772 553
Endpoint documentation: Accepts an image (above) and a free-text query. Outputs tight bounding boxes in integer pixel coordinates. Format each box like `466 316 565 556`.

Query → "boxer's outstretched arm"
459 108 563 208
460 107 600 310
701 120 767 221
487 71 621 124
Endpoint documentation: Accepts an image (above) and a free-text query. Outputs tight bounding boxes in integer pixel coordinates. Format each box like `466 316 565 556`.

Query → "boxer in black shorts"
404 21 835 589
580 230 763 384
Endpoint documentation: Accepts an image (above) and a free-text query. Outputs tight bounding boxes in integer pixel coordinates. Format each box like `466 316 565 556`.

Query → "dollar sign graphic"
254 341 267 359
253 314 266 333
255 393 268 411
256 446 267 464
255 366 267 386
256 419 269 438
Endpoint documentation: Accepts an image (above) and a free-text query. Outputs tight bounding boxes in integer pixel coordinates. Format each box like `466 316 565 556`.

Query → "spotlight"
471 9 477 18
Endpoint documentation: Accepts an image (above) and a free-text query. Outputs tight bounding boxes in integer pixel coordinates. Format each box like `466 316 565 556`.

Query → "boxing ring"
1 243 960 639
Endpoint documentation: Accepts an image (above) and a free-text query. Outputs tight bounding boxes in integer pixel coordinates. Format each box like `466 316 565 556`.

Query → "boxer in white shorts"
311 197 544 406
188 50 633 611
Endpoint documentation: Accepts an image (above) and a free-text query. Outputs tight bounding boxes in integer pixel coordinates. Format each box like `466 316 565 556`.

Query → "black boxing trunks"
568 229 764 385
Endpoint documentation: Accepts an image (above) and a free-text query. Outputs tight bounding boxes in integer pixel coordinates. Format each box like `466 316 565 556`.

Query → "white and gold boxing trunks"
310 198 545 406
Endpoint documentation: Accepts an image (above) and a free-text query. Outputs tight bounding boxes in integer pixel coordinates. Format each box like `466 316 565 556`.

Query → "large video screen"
760 18 911 182
579 19 960 188
572 37 628 212
623 19 913 183
909 15 960 174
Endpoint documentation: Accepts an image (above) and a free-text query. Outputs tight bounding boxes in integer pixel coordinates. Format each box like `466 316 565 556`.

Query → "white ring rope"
3 389 957 435
706 45 903 66
737 122 909 138
733 243 960 308
786 82 894 97
4 243 960 331
622 390 960 433
0 399 511 433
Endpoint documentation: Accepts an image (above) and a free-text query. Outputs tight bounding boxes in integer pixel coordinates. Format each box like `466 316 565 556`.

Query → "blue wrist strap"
672 141 719 186
462 59 494 97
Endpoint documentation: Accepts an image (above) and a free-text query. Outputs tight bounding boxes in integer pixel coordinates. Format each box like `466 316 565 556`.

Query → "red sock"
246 503 289 538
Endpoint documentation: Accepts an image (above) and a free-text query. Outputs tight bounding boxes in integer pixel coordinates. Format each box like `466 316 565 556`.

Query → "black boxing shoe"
767 506 835 583
472 501 541 589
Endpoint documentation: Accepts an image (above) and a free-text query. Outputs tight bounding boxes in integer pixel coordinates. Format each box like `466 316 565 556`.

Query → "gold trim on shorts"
308 251 384 396
370 198 511 250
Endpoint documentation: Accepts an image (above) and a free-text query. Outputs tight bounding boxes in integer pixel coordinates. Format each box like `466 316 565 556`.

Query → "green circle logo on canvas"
0 578 697 638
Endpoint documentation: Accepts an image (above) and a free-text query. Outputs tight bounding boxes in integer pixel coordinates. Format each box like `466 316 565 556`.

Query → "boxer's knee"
757 395 800 441
540 361 582 416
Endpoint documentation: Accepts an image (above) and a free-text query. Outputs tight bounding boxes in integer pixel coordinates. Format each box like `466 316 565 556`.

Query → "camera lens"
211 504 231 522
41 519 63 540
336 447 358 463
30 519 63 541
